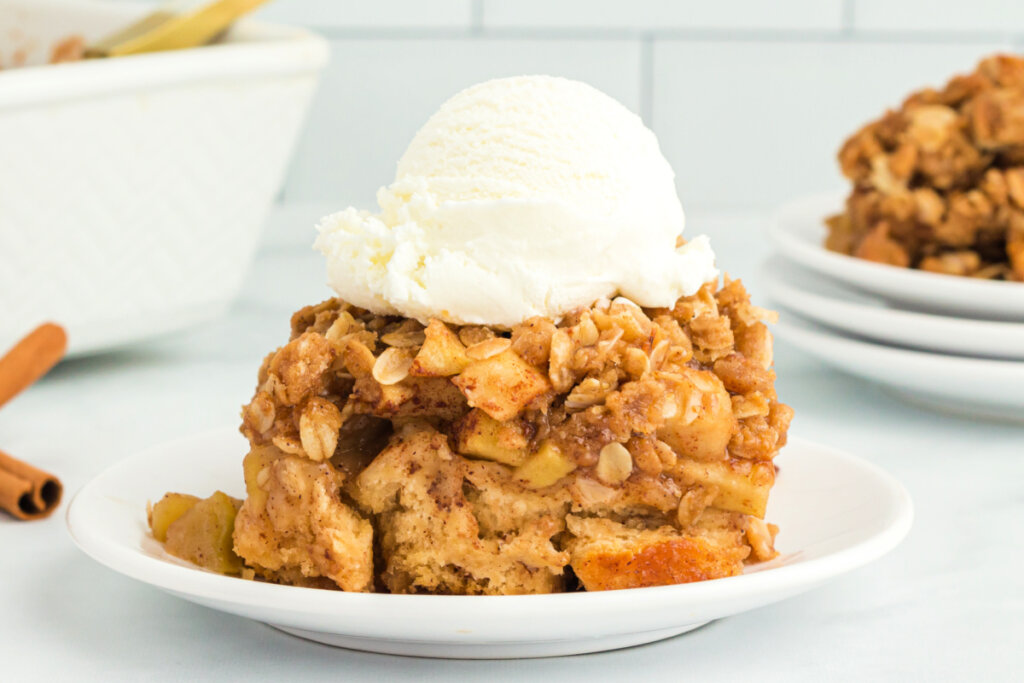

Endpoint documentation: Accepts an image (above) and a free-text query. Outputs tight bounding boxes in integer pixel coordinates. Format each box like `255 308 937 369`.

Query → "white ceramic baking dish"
0 0 328 356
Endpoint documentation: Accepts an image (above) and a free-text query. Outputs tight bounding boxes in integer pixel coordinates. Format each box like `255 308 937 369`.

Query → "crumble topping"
209 278 792 594
827 54 1024 281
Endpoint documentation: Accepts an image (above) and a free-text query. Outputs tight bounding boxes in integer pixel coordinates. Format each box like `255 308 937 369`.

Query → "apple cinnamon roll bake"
148 75 792 594
150 280 791 594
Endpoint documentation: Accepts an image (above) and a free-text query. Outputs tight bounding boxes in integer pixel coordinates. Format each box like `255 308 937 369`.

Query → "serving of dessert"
767 54 1024 422
826 54 1024 282
148 76 793 594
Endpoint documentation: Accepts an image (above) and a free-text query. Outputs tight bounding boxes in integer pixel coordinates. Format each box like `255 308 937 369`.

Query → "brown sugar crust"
174 277 793 594
565 515 748 591
828 54 1024 281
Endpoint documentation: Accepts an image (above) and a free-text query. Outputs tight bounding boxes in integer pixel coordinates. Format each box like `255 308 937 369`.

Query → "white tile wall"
97 0 1024 213
283 38 642 205
853 0 1023 34
652 40 1011 208
481 0 845 32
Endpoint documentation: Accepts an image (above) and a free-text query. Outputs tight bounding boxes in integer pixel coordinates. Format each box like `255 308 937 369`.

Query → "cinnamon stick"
0 323 67 411
0 323 68 520
0 449 62 520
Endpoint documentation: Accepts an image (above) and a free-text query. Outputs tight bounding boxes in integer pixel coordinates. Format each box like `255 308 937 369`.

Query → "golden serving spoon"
85 0 273 58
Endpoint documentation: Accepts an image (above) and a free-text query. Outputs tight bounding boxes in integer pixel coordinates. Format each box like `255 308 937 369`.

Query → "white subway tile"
482 0 844 32
283 38 642 204
853 0 1024 33
652 41 1010 209
254 0 473 29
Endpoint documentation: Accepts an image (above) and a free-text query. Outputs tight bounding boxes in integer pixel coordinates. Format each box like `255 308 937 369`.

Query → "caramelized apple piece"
453 409 531 466
163 491 244 575
148 493 200 543
453 350 550 421
410 320 470 377
514 441 576 489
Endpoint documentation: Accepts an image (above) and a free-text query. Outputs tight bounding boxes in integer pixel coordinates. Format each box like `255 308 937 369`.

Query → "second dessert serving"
827 54 1024 282
148 76 793 594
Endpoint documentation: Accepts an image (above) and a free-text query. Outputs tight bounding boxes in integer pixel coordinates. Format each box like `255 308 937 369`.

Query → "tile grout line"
470 0 484 34
640 34 654 124
841 0 856 35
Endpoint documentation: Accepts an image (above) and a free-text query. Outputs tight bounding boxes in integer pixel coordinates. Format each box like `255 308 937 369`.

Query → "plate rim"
66 427 914 631
770 192 1024 315
761 256 1024 359
774 314 1024 376
772 314 1024 422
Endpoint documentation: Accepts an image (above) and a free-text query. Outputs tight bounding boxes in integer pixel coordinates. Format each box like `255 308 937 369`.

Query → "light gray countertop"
1 206 1021 682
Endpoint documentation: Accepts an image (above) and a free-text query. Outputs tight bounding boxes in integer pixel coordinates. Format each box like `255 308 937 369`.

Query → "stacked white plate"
766 193 1024 423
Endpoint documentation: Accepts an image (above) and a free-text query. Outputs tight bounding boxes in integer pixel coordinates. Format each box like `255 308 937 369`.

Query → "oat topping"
827 54 1024 281
197 278 791 593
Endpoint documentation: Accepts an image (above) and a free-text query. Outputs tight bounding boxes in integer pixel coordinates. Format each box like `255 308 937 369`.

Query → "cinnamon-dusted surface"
154 279 792 593
827 54 1024 281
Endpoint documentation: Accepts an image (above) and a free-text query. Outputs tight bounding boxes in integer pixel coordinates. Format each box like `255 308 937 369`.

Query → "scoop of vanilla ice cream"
315 75 717 326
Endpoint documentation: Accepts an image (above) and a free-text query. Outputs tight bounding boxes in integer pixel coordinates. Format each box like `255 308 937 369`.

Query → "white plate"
771 193 1024 321
67 428 912 659
774 315 1024 422
762 256 1024 360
